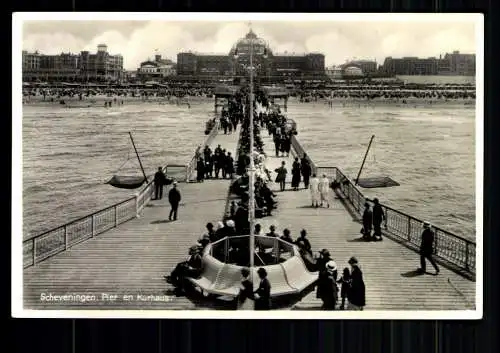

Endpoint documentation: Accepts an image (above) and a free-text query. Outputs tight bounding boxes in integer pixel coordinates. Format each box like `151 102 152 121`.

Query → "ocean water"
21 98 476 241
286 101 475 239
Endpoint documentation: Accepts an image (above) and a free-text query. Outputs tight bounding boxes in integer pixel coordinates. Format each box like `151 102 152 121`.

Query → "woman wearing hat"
254 268 271 310
317 260 339 310
237 268 255 310
347 257 365 310
315 249 332 276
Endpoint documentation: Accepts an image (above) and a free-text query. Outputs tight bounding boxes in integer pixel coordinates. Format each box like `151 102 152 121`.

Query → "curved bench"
186 252 318 299
280 255 318 292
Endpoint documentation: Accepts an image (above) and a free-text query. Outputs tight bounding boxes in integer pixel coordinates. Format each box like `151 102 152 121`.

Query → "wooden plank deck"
23 126 475 311
259 134 475 310
23 129 240 310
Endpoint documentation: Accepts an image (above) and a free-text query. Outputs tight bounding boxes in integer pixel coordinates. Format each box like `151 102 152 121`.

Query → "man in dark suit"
418 221 440 275
154 167 166 200
254 268 271 310
168 182 181 221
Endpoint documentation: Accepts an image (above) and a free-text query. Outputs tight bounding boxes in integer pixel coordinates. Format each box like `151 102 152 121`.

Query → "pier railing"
290 136 476 278
23 119 221 269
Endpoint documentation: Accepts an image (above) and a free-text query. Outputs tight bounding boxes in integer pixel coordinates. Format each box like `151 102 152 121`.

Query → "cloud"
22 20 477 70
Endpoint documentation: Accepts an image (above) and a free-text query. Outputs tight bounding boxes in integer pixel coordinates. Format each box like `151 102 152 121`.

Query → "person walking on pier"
310 174 320 207
318 260 339 310
300 154 312 189
417 221 440 275
154 167 166 200
254 268 271 310
274 161 288 192
337 267 351 310
168 182 181 221
237 267 254 310
291 157 301 191
372 198 385 241
347 257 365 310
319 174 330 208
362 202 373 240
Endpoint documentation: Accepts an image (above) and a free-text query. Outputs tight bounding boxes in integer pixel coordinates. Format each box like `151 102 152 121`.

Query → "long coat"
348 266 366 307
274 166 287 183
291 161 301 187
237 279 255 310
254 278 271 310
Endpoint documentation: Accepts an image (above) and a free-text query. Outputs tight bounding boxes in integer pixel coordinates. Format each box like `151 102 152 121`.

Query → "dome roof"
230 30 272 56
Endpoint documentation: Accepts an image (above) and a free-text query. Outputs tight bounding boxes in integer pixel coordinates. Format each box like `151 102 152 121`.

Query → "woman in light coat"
309 174 320 207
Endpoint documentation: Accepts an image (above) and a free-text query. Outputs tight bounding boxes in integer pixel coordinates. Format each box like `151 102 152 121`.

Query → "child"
337 267 351 310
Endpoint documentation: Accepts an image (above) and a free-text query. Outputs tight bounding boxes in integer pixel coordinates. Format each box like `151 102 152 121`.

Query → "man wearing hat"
418 221 440 275
317 260 338 310
347 257 365 310
198 234 210 253
254 268 271 310
165 244 203 295
168 181 181 221
154 167 167 200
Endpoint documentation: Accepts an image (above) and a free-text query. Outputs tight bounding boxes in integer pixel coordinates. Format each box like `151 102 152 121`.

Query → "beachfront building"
22 44 124 82
325 66 343 80
176 29 326 83
339 60 378 76
136 54 177 81
23 50 80 82
380 51 476 76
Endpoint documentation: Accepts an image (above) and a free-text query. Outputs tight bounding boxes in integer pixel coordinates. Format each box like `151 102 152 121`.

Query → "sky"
21 16 479 70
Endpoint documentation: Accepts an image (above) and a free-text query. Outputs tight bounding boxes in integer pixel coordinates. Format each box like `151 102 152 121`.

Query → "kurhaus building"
176 30 326 82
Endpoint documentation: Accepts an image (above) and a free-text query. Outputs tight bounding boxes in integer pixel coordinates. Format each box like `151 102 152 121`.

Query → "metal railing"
186 119 221 182
23 120 221 269
290 136 476 277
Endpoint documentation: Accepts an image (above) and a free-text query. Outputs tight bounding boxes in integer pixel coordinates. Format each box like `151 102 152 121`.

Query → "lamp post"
234 28 268 278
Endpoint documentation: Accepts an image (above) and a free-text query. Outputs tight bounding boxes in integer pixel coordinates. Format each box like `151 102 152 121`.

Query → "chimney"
155 54 161 62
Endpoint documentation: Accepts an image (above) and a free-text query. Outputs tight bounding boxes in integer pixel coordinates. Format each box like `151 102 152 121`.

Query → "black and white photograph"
12 13 483 318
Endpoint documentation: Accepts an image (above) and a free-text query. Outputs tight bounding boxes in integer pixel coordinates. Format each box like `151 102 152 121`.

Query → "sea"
21 79 476 241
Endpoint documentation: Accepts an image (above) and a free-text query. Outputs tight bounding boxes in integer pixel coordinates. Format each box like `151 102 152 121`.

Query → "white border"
12 12 484 319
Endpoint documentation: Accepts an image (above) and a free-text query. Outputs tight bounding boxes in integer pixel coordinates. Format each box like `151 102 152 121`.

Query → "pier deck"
22 128 475 311
23 128 240 310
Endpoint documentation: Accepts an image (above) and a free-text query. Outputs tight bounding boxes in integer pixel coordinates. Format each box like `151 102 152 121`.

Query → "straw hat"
326 260 337 273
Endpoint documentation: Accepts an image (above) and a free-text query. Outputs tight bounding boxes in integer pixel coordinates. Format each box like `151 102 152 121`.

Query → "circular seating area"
187 235 318 299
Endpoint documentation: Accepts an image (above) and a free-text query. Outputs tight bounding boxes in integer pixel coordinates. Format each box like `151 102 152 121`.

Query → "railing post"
185 163 190 182
407 217 412 241
224 238 228 263
114 206 118 227
465 242 470 271
91 214 95 237
32 238 36 266
135 195 140 217
64 226 68 250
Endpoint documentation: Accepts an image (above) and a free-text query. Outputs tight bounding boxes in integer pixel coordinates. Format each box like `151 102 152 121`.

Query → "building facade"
136 54 176 81
177 30 326 81
22 44 124 82
380 51 475 76
340 60 378 75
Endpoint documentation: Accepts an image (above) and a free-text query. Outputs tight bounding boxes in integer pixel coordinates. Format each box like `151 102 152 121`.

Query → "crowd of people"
195 144 236 182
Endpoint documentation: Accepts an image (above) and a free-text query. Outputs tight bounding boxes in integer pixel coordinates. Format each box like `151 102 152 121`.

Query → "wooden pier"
22 128 475 311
